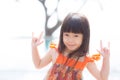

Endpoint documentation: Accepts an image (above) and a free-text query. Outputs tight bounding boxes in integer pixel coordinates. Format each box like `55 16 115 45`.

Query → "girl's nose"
67 37 74 42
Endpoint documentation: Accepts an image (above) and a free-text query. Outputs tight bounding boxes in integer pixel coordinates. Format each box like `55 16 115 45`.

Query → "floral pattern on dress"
47 63 82 80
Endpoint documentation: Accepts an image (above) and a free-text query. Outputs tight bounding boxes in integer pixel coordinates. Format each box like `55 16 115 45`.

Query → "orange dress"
45 53 100 80
45 43 100 80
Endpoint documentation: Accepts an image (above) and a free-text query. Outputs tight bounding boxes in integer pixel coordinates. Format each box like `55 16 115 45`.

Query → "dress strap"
91 53 101 61
87 53 101 62
49 42 56 48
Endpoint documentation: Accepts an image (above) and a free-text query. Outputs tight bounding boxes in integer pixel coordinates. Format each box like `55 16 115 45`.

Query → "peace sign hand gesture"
31 32 44 47
97 40 110 59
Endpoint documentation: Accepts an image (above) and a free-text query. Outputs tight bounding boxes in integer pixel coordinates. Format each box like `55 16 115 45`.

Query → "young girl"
31 13 110 80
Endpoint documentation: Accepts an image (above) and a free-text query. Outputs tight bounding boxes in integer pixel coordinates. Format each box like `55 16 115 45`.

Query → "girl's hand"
31 32 44 47
97 40 110 59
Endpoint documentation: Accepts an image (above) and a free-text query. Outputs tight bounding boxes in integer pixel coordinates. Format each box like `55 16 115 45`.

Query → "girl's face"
63 32 83 53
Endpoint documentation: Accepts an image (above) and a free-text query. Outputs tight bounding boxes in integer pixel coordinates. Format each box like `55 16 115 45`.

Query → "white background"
0 0 120 80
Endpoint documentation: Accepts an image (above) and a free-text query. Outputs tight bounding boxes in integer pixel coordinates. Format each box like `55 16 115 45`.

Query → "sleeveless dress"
44 43 100 80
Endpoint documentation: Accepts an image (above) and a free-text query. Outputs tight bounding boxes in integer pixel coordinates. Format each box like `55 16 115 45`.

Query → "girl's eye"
64 34 69 36
74 35 79 37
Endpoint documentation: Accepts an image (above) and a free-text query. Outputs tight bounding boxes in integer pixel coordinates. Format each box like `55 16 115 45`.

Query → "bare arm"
100 57 110 80
87 40 110 80
32 45 54 69
87 57 110 80
31 32 53 69
32 45 41 69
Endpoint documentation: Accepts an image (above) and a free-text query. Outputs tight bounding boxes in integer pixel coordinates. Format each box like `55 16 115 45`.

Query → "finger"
38 31 43 41
32 32 36 42
108 42 110 53
108 41 110 49
37 40 44 45
32 32 34 38
97 49 103 56
100 40 103 51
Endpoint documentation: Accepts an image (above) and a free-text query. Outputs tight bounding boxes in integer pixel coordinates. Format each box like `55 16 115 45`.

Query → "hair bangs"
62 18 83 34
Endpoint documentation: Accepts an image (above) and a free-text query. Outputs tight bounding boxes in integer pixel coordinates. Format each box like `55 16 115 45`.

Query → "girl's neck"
63 52 69 57
63 49 71 56
63 48 75 57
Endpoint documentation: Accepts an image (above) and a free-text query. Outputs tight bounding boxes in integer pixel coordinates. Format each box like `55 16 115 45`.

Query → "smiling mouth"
68 44 75 46
67 45 76 48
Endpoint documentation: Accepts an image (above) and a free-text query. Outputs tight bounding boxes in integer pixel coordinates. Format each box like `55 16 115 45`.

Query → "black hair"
58 13 90 58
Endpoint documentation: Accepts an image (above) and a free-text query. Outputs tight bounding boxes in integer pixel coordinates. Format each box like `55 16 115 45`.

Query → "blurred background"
0 0 120 80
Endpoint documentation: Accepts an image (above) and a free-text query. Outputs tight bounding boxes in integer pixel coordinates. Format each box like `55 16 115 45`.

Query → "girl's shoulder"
85 53 101 62
49 43 59 64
